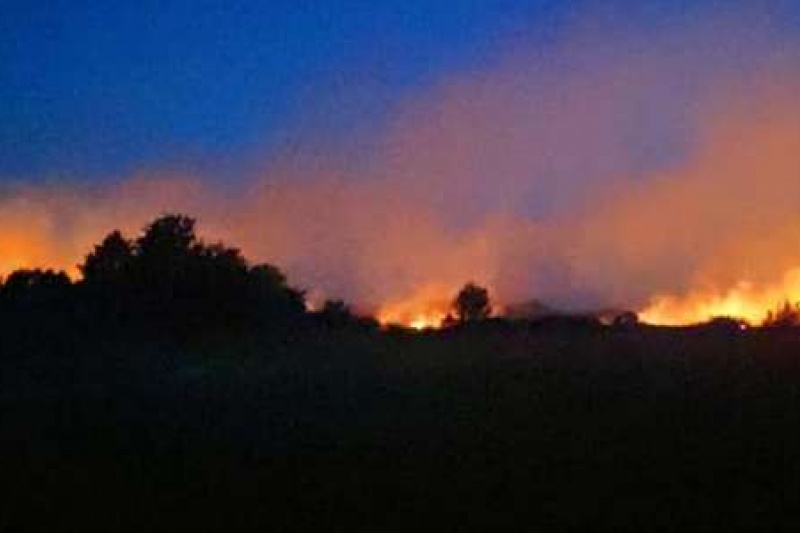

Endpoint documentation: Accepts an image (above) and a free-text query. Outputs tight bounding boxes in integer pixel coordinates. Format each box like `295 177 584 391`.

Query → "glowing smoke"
3 7 800 324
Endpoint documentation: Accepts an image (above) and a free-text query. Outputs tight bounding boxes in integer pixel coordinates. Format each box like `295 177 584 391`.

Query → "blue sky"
4 1 800 311
2 1 799 183
0 0 573 180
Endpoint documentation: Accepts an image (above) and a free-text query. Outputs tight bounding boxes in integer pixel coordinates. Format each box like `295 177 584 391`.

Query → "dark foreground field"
3 323 800 531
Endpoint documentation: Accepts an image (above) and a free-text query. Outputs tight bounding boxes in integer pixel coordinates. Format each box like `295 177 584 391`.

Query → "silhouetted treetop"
316 299 353 328
136 214 197 259
58 213 308 334
198 242 248 269
249 264 288 289
0 268 72 308
79 230 134 285
0 268 70 292
247 263 306 318
453 282 491 323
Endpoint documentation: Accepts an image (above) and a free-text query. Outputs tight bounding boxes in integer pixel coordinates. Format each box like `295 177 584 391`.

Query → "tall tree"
133 214 198 296
79 230 134 285
136 214 197 258
453 282 492 323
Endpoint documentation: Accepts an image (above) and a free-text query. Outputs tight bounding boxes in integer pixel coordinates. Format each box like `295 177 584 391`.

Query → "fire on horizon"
4 3 800 329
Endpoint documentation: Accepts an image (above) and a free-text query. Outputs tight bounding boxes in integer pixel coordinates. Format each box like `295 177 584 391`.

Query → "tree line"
0 214 494 337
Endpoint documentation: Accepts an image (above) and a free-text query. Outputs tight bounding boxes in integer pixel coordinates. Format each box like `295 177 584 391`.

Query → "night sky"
0 1 560 179
4 1 800 321
3 0 781 181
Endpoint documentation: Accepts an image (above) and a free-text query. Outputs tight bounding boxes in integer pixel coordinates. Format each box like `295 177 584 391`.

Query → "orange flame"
640 268 800 325
375 284 454 330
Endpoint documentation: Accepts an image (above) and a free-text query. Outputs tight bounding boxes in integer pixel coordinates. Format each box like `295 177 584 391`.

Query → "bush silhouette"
453 282 491 323
80 230 135 286
246 263 306 322
612 311 639 328
764 301 800 327
314 299 356 329
71 213 307 335
0 268 72 312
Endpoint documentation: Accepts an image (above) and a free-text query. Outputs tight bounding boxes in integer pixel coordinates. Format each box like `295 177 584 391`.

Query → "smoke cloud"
3 6 800 323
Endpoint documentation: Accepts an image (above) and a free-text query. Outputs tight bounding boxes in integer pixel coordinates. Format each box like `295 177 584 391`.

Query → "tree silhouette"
0 269 72 310
0 213 311 338
135 214 307 331
247 263 306 324
133 214 198 290
136 214 197 258
317 299 353 328
79 230 134 286
764 301 800 327
249 263 289 291
453 282 491 323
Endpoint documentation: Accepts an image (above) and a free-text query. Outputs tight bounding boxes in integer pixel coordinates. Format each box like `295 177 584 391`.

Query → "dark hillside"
3 215 800 530
3 323 800 530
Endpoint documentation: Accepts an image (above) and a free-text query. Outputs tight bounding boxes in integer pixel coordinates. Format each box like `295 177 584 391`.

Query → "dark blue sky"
3 1 797 182
0 0 575 180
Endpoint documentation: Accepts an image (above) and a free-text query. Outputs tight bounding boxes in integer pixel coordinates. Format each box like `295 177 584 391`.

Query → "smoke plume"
3 6 800 324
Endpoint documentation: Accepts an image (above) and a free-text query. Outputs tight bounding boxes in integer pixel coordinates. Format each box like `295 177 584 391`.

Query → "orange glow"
3 29 800 325
0 232 49 277
640 268 800 325
376 284 454 329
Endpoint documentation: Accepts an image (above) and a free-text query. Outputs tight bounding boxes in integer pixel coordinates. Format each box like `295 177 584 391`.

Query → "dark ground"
3 322 800 531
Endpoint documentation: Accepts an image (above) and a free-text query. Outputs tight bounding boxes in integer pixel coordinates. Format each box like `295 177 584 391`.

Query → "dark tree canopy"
59 213 308 335
317 299 353 328
136 214 197 259
0 268 71 293
249 263 289 292
79 231 134 285
0 268 72 309
247 263 306 318
132 214 199 291
453 282 492 323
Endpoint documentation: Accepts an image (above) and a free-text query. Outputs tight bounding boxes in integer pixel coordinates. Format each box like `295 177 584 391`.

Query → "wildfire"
0 234 47 278
376 284 454 330
640 268 800 326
